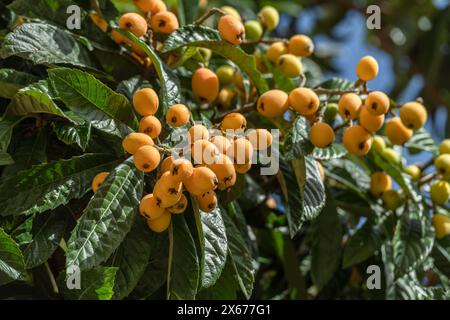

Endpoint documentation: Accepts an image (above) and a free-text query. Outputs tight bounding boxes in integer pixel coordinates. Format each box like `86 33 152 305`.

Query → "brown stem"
194 8 226 25
419 157 434 172
333 120 350 132
417 172 437 187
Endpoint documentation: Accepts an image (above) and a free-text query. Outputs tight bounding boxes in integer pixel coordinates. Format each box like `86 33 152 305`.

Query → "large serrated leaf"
0 68 38 99
196 258 238 300
118 30 181 113
312 143 347 160
66 157 143 270
52 120 92 151
108 218 156 299
0 228 26 286
432 237 450 278
21 206 70 269
0 153 118 217
222 211 255 299
48 68 137 129
404 128 438 155
0 23 96 68
167 215 200 300
284 116 313 161
163 25 269 93
316 77 355 91
58 267 118 300
192 199 228 289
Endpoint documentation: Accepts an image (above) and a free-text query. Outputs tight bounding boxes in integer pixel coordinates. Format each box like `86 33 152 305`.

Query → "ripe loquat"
288 34 314 57
171 158 194 182
338 93 362 120
122 132 154 155
310 122 335 148
208 154 237 190
364 91 390 116
133 88 159 116
160 156 174 174
289 87 320 116
277 54 302 78
139 193 165 220
431 180 450 205
343 125 373 156
267 42 288 64
168 193 188 214
385 117 413 145
166 104 190 127
218 15 245 45
147 210 171 233
192 139 219 165
432 213 450 239
210 135 232 154
399 101 427 130
246 129 273 150
92 172 109 193
189 124 210 142
439 139 450 155
151 11 179 34
221 113 247 131
359 106 384 132
228 137 254 164
184 167 218 196
133 0 166 14
197 190 218 213
134 145 160 172
192 68 219 103
139 115 162 138
118 13 148 37
153 171 182 207
370 172 392 197
257 89 289 118
234 162 252 174
356 55 379 81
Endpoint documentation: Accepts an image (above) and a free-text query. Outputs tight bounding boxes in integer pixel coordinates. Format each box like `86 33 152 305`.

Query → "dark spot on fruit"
156 198 162 206
213 177 219 187
200 97 208 103
279 58 285 65
208 203 215 209
237 32 244 40
344 109 350 117
125 22 132 29
145 127 152 134
172 166 179 175
143 163 150 169
171 116 177 123
168 188 178 195
358 142 365 150
158 19 166 28
308 102 315 109
371 103 378 110
259 102 265 111
97 183 101 187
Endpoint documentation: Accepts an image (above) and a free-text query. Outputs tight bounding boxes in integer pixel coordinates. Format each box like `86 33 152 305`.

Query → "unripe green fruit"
382 190 404 210
244 20 263 41
381 148 401 164
404 165 421 181
216 65 235 86
372 135 386 153
434 154 450 179
323 103 339 123
258 6 279 31
431 180 450 205
439 139 450 155
432 213 450 239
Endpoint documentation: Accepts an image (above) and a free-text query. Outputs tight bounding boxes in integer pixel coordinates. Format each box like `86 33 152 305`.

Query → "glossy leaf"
0 228 26 286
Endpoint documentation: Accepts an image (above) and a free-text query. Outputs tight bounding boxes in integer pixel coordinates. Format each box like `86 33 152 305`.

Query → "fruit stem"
194 7 226 25
333 120 350 132
417 172 437 187
419 157 434 172
44 262 59 295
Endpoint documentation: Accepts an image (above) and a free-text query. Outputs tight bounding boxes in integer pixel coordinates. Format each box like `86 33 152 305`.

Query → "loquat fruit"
382 190 404 210
134 145 161 172
431 180 450 205
92 172 109 193
277 54 302 78
153 171 182 207
139 193 165 220
192 139 219 165
208 154 237 190
359 106 384 132
258 6 279 31
370 172 392 197
245 20 263 41
218 14 245 45
118 13 148 37
246 129 273 151
289 87 320 116
385 117 413 145
168 193 188 214
122 132 154 155
267 42 288 64
342 125 373 156
380 148 401 164
161 156 174 174
372 135 386 153
399 101 427 130
234 162 252 174
147 210 171 233
221 112 247 131
192 68 220 103
189 124 210 142
228 137 254 164
216 65 235 85
432 213 450 239
139 115 162 138
166 104 190 127
217 87 236 110
197 190 218 213
439 139 450 155
257 89 289 118
364 91 390 116
184 167 218 196
356 55 379 81
338 93 362 120
171 158 194 182
288 34 314 57
133 88 159 116
133 0 166 14
434 154 450 179
310 122 335 148
210 135 232 154
404 164 421 181
151 11 179 34
220 6 241 21
323 103 339 123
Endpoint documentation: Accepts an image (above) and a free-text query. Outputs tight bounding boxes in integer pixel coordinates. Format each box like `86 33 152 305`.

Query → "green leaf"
312 143 347 160
237 175 266 211
311 193 342 291
59 267 118 300
167 215 200 300
404 128 438 155
0 116 25 152
181 0 199 24
48 68 137 129
0 23 96 68
196 259 238 299
284 116 313 161
0 153 14 166
316 77 355 91
53 119 92 151
222 211 255 299
343 219 384 268
163 25 269 94
0 153 117 217
7 80 68 118
0 68 38 99
66 157 143 270
108 218 156 299
118 30 181 113
0 228 26 286
192 199 228 288
432 236 450 278
393 211 434 277
116 75 148 101
21 206 70 269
